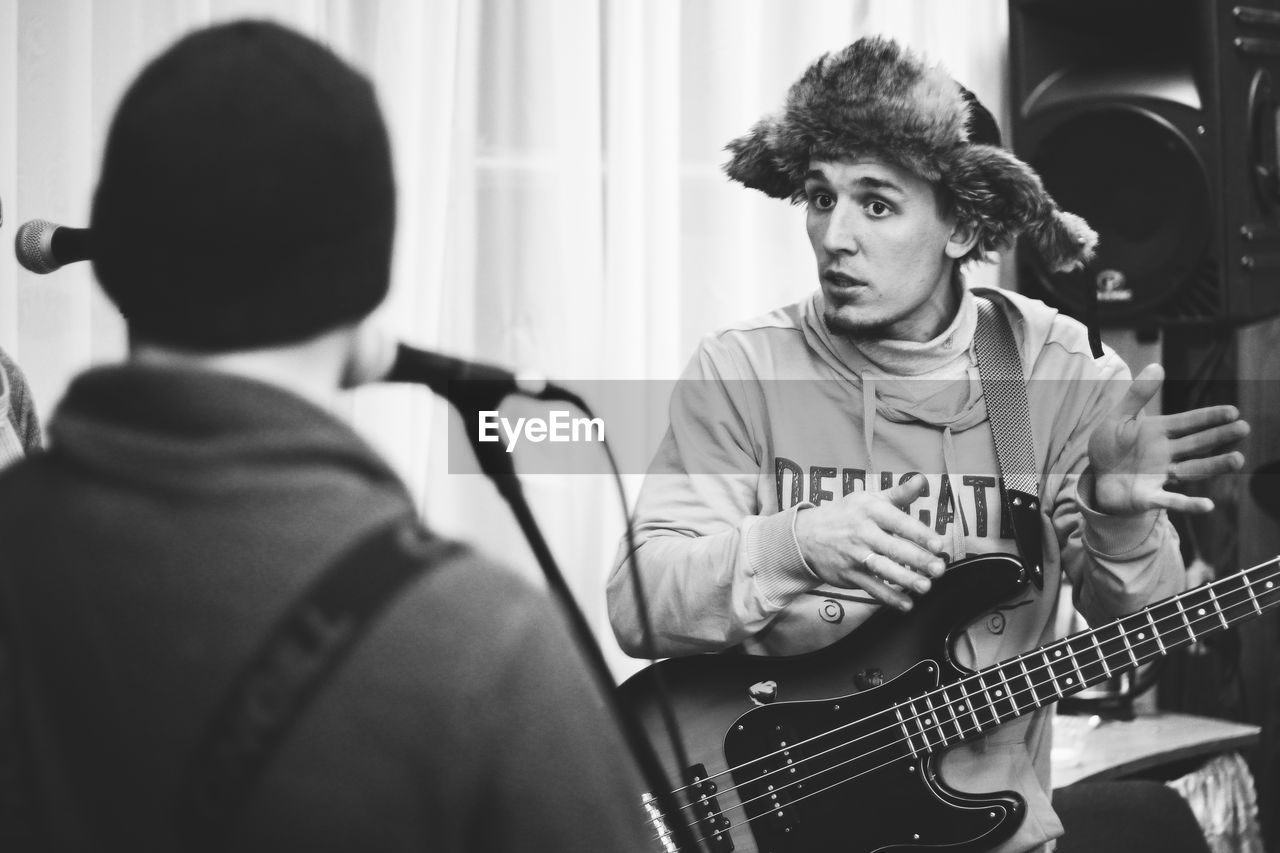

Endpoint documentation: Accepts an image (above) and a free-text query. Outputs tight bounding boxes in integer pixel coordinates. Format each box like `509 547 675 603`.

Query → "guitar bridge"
642 792 679 853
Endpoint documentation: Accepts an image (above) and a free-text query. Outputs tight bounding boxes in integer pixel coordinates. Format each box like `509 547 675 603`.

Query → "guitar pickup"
685 763 734 850
724 713 802 837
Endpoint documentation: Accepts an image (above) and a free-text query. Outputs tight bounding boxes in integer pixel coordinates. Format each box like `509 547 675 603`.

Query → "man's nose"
821 202 860 255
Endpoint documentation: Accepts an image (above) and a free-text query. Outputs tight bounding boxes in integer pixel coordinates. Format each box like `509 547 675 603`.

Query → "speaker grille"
1025 105 1212 322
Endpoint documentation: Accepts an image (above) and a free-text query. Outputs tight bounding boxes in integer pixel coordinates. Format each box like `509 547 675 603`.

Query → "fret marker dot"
1198 608 1207 616
1066 677 1074 684
925 717 933 724
1138 632 1145 639
958 704 965 712
1268 582 1275 589
996 690 1003 697
1054 650 1062 657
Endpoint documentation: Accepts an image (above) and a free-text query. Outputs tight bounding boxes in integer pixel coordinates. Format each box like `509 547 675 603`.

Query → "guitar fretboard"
894 556 1280 755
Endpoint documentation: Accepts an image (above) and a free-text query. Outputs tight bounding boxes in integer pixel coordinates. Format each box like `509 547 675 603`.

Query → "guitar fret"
998 667 1021 715
926 691 957 742
975 674 1003 726
1041 652 1063 697
936 686 962 737
1243 573 1264 616
1206 586 1230 630
894 704 920 759
1145 611 1167 655
959 685 983 733
1017 658 1044 707
1178 603 1197 643
1066 644 1086 690
910 699 940 750
1090 634 1113 679
1119 629 1140 668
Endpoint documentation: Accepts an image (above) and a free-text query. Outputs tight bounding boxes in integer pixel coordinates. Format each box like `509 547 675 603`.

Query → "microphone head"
14 219 60 274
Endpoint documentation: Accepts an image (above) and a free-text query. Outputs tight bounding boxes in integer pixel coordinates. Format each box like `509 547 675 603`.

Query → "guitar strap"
175 515 461 848
973 296 1044 589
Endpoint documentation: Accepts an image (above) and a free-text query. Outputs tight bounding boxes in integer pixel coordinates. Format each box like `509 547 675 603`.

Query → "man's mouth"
822 270 870 290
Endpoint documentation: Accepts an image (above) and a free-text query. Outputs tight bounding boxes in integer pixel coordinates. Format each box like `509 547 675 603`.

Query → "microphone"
15 219 93 274
384 343 576 410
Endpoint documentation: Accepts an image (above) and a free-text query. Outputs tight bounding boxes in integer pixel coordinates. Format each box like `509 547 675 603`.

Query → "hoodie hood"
801 285 989 432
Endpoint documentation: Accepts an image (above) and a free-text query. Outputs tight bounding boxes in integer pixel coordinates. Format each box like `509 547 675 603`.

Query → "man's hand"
1088 363 1249 516
794 475 948 612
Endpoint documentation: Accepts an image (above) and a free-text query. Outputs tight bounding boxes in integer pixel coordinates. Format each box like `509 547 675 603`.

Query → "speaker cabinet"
1010 0 1280 326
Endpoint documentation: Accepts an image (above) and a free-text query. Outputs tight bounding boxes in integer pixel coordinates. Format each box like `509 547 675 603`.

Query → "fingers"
795 479 950 612
855 555 926 607
1111 363 1165 421
1159 404 1246 440
885 473 931 507
1169 450 1245 483
850 563 916 611
1147 490 1216 515
1167 419 1250 458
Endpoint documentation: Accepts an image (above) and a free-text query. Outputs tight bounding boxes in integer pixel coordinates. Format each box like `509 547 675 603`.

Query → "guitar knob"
748 680 778 705
853 668 884 690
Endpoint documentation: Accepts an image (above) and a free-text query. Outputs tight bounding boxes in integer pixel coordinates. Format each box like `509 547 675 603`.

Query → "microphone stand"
452 386 705 853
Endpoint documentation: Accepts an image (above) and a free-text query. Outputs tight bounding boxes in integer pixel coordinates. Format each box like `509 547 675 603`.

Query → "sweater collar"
48 363 406 493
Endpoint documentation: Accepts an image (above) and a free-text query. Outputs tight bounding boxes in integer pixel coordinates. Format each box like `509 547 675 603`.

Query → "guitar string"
649 558 1280 847
657 555 1280 813
652 557 1280 843
728 570 1280 842
655 567 1280 849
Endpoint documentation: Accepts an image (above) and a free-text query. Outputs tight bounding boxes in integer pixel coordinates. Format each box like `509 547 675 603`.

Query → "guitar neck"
895 556 1280 753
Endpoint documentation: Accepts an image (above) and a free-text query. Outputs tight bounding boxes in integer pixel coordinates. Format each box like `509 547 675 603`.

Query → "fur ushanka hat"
724 36 1097 271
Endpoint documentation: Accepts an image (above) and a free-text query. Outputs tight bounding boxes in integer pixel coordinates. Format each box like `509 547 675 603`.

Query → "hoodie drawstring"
940 424 967 562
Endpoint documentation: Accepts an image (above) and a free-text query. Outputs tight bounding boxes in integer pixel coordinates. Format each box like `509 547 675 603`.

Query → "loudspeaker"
1010 0 1280 326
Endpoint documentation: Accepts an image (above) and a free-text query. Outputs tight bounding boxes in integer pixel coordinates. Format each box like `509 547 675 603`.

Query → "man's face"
804 156 969 342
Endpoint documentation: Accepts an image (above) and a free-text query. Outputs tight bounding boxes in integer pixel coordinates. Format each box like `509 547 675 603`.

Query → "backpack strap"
176 515 462 846
974 296 1045 589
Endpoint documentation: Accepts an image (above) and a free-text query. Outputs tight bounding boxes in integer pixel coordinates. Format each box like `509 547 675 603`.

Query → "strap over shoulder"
973 296 1044 589
176 515 463 848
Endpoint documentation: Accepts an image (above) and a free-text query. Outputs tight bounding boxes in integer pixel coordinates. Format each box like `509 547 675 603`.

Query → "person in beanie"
608 36 1247 853
0 21 649 852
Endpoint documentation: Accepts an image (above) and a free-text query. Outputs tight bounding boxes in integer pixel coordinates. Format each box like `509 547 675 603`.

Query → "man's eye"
866 200 892 217
810 192 835 211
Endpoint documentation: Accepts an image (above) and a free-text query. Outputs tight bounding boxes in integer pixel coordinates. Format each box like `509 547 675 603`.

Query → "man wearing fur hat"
0 21 650 852
608 36 1247 852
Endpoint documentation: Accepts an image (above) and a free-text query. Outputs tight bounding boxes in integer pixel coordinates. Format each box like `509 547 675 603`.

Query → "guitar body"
620 553 1031 853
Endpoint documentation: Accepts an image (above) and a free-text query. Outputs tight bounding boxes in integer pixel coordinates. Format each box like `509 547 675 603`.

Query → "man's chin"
822 304 884 338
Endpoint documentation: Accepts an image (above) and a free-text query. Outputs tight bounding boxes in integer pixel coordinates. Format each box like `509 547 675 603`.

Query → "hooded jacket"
0 364 650 853
608 284 1185 853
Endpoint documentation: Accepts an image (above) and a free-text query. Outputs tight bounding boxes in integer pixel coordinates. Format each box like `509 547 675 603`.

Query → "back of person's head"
91 20 395 352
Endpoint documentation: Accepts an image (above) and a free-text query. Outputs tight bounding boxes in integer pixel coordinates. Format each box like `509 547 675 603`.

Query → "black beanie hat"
91 20 395 351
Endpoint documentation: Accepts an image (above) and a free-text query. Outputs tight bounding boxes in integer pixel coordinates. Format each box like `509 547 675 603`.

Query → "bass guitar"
619 552 1280 853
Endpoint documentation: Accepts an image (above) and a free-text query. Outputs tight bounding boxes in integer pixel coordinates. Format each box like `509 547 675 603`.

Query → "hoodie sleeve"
1043 346 1186 624
606 338 821 658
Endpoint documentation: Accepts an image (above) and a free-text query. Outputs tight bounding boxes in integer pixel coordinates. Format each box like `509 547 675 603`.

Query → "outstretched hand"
794 475 948 612
1087 363 1249 515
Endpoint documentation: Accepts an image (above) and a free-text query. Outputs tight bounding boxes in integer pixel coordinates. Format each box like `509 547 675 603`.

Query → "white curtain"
0 0 1010 677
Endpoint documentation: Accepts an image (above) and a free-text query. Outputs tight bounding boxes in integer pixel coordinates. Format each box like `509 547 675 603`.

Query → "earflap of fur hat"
947 144 1098 272
724 116 797 200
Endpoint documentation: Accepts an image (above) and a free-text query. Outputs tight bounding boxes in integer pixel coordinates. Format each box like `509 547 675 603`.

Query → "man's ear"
944 218 980 260
340 317 397 389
